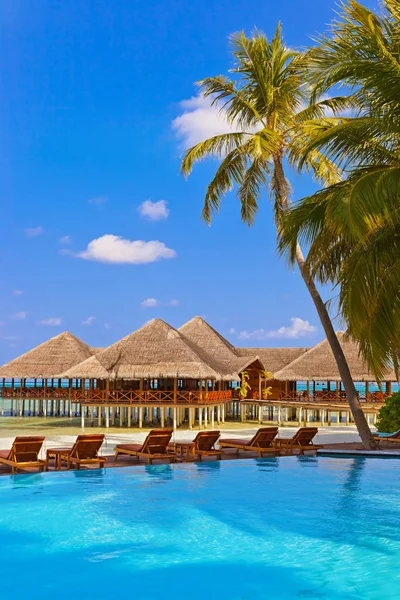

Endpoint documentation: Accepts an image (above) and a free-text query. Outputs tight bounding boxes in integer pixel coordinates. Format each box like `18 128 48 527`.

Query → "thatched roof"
274 332 397 382
0 332 94 379
179 317 264 375
179 317 238 364
61 319 239 380
236 347 309 375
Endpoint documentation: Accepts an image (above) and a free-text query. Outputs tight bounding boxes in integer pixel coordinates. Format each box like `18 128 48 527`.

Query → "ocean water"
0 457 399 599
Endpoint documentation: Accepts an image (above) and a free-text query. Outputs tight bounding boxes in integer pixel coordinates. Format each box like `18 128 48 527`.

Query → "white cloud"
12 311 27 320
227 328 237 335
141 298 159 308
82 316 95 326
77 234 176 265
25 226 44 237
12 290 23 296
88 196 108 206
104 323 111 330
141 298 179 308
172 95 240 148
59 235 72 244
37 317 63 326
239 318 317 340
138 200 169 221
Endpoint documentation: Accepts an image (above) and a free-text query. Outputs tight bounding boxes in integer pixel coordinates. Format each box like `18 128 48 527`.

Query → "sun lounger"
275 427 323 455
193 430 222 460
219 427 280 457
45 434 107 470
373 429 400 446
114 429 176 464
0 436 45 474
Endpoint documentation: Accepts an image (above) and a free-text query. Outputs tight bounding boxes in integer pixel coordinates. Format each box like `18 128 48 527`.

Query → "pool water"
0 457 399 599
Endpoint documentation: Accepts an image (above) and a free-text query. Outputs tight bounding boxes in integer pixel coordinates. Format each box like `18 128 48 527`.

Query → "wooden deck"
1 439 399 476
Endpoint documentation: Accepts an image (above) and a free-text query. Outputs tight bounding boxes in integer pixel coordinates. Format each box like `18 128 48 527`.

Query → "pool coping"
318 449 400 458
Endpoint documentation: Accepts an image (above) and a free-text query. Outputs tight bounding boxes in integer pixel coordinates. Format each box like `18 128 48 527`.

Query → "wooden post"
258 404 263 424
211 406 215 427
258 374 262 401
138 407 143 428
386 381 392 396
199 407 203 429
161 407 165 428
365 381 369 401
105 406 110 428
306 381 310 400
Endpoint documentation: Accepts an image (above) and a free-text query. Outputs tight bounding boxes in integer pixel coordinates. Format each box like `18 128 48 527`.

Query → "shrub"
375 392 400 433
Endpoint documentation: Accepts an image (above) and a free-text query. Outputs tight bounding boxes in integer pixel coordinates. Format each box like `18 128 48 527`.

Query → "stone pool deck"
0 425 399 475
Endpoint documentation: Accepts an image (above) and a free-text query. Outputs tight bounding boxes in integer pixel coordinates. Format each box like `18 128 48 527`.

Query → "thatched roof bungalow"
0 332 95 379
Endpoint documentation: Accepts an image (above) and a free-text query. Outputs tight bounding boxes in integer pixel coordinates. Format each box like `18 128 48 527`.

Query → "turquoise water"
0 457 399 599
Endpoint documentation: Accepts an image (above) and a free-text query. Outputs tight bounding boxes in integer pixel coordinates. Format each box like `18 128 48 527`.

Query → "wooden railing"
248 390 389 404
0 387 233 405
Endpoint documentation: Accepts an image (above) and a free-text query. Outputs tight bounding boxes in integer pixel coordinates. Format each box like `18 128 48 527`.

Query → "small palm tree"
180 25 376 448
279 0 400 381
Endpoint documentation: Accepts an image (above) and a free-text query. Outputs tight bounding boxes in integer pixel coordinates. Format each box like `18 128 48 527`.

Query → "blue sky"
0 0 378 363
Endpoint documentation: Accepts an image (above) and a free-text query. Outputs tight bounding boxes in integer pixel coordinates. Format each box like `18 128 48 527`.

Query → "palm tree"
279 0 400 381
180 25 377 448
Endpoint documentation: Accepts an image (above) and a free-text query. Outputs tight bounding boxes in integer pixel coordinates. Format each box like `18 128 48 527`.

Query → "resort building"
0 318 397 428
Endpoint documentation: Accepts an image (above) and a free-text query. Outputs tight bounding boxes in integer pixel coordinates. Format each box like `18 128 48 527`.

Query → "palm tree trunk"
274 156 376 449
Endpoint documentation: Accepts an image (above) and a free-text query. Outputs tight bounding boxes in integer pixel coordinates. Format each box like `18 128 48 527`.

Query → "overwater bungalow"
59 318 263 429
0 319 397 428
0 332 98 417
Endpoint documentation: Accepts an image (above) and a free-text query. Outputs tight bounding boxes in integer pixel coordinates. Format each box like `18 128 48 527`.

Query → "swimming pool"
0 457 399 599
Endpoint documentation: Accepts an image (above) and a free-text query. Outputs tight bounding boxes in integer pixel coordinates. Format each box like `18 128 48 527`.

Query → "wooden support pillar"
189 407 193 429
386 381 392 396
365 381 369 401
211 406 215 428
199 407 203 429
161 407 165 428
306 381 310 400
258 404 263 424
105 406 110 428
81 410 85 429
98 405 102 427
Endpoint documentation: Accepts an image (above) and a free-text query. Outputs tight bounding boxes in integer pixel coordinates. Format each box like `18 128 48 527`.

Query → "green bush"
375 392 400 433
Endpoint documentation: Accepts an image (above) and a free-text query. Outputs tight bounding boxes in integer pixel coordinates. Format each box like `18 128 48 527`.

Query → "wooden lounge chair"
219 427 280 457
114 429 176 465
45 434 107 471
373 429 400 447
193 430 222 461
275 427 323 455
0 436 45 474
